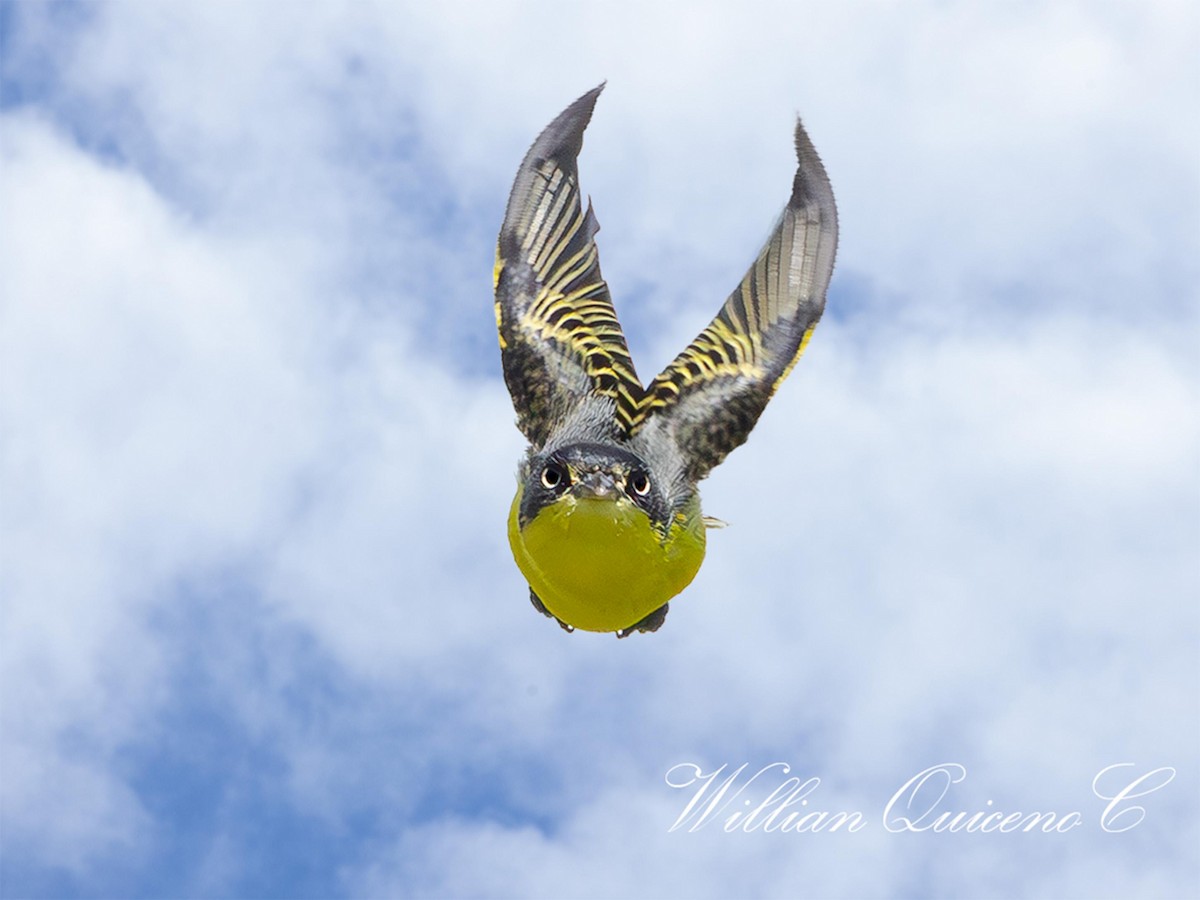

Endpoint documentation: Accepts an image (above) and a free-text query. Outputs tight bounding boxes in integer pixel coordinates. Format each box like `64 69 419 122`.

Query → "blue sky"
1 1 1197 898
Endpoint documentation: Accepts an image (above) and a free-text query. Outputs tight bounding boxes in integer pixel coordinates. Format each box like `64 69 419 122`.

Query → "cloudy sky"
2 1 1197 897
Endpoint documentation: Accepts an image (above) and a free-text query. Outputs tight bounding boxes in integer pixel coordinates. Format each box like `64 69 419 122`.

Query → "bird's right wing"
494 85 644 448
632 119 838 481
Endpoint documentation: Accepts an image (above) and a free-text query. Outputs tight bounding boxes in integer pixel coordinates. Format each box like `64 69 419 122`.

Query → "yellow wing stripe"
493 254 508 349
771 323 817 393
512 166 644 423
531 178 575 275
632 309 765 424
526 168 567 262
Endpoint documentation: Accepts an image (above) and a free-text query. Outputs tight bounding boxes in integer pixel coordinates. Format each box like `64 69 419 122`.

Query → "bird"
493 85 838 637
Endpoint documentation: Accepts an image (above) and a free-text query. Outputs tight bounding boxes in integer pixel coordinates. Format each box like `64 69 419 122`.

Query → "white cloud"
0 111 322 870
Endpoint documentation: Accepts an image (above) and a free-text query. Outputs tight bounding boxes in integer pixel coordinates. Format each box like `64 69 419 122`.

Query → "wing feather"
494 85 644 447
633 119 838 481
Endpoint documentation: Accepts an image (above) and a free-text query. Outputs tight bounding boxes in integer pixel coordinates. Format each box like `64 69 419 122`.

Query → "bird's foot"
616 603 669 638
529 588 574 633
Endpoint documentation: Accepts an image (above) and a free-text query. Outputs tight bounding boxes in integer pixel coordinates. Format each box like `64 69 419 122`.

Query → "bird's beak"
574 471 621 500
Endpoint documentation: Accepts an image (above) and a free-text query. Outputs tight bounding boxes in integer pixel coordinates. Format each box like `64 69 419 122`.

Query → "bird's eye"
630 472 651 496
541 464 566 490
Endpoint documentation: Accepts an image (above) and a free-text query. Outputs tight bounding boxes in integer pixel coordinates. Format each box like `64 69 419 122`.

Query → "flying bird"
494 85 837 636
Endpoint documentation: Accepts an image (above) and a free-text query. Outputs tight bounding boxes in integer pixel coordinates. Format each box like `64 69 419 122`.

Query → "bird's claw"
529 588 574 632
616 603 669 638
529 588 668 636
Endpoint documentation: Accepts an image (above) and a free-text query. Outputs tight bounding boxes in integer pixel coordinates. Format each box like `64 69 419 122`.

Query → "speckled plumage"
495 84 838 634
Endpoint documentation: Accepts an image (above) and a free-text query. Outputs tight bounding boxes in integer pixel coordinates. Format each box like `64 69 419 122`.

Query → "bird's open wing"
494 85 643 447
632 120 838 481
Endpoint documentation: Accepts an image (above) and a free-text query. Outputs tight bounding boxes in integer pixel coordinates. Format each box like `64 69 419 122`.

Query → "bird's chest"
508 491 705 633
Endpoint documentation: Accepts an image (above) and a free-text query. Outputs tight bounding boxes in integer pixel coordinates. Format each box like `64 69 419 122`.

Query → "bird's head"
516 441 674 533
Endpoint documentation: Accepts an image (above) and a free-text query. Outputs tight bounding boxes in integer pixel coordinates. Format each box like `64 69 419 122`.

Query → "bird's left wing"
632 119 838 481
494 85 644 447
